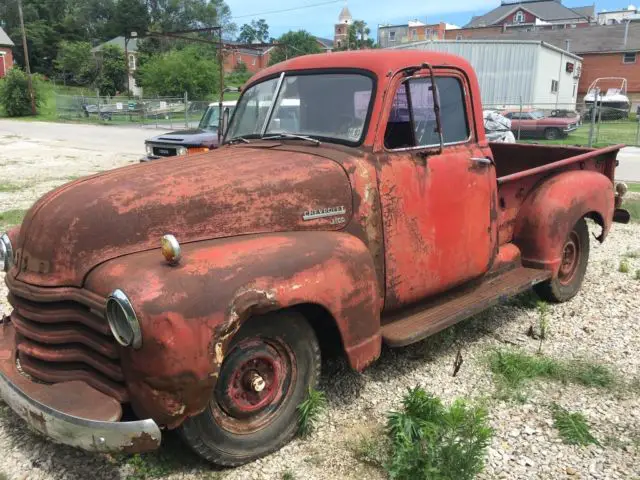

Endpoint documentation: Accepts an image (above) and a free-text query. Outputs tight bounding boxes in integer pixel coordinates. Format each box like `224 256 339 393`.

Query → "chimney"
624 19 630 46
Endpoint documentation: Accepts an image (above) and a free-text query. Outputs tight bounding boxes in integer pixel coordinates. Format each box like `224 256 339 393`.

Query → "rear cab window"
384 76 470 150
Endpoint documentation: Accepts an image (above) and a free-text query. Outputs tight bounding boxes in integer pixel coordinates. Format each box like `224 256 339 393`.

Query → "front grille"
8 293 128 402
152 145 177 157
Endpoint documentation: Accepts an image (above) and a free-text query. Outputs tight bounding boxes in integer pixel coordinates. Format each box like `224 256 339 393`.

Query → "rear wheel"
544 128 561 140
179 311 321 466
534 218 590 303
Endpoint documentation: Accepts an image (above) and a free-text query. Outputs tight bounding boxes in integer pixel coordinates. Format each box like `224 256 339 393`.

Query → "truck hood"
147 129 218 147
14 146 353 287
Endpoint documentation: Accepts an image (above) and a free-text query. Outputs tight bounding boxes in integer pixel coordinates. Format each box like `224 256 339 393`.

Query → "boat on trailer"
583 78 631 120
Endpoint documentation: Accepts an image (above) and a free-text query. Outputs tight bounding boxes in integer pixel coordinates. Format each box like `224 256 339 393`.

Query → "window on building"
389 31 396 41
623 52 637 64
456 34 463 40
514 11 525 23
551 79 559 93
384 77 469 149
128 54 136 70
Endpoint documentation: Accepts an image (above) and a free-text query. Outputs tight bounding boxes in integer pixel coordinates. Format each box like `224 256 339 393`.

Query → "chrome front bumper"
0 324 161 453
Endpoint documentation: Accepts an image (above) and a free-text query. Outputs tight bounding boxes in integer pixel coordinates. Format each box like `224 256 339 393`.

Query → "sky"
225 0 635 39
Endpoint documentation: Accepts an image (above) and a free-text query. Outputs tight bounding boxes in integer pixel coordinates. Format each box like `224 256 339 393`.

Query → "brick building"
377 21 448 48
223 44 273 74
466 0 595 31
0 26 15 78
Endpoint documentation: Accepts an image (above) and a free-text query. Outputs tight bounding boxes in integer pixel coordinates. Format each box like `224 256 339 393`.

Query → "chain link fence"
54 93 212 129
483 99 640 147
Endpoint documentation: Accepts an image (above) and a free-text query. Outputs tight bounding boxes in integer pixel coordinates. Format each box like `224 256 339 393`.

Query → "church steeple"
334 1 352 48
338 1 353 25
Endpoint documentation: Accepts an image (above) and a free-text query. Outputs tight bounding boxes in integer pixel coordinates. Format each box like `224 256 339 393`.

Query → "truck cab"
0 50 630 467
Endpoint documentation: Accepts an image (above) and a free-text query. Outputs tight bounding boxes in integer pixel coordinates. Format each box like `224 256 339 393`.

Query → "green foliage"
297 387 327 437
54 41 96 86
95 45 128 96
351 435 388 468
624 198 640 223
237 19 269 44
226 62 252 86
335 20 376 51
112 0 149 38
0 209 28 230
137 46 219 98
281 471 295 480
536 300 549 353
551 404 599 446
0 183 23 193
385 387 492 480
619 259 630 273
269 30 322 66
488 349 616 394
0 68 43 117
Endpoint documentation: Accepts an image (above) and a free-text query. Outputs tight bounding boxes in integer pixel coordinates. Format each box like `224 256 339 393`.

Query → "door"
377 72 497 310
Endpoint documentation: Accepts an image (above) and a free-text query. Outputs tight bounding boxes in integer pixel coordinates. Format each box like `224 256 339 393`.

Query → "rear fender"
512 170 614 275
85 232 382 427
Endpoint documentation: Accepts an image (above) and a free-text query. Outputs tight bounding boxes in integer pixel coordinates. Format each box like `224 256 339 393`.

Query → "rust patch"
121 432 160 454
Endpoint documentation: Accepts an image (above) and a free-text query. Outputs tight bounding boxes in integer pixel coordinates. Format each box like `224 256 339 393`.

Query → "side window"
384 76 469 150
504 112 513 119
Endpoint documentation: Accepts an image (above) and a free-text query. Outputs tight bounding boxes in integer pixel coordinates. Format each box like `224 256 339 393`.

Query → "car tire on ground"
179 310 321 466
534 218 590 303
543 128 561 140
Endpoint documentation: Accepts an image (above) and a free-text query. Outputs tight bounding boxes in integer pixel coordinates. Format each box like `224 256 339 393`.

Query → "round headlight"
106 289 142 349
0 233 13 272
177 146 188 156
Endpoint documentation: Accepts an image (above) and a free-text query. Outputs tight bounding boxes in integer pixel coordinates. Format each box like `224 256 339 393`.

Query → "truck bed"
490 142 622 245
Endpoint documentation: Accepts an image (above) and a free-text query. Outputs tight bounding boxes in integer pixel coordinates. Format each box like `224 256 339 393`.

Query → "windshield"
198 105 236 131
530 110 545 119
226 72 374 144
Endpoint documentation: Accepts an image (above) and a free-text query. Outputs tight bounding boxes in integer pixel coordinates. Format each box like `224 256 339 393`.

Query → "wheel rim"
558 230 581 285
547 130 558 140
211 336 296 434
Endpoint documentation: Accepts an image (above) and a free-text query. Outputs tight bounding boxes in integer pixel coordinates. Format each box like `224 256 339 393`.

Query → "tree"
237 19 269 44
335 20 375 51
95 45 127 96
0 68 43 116
110 0 149 38
137 45 219 98
269 30 322 66
54 41 96 86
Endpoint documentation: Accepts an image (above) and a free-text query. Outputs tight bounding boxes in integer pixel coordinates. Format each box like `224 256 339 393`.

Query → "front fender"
85 231 381 427
512 170 614 274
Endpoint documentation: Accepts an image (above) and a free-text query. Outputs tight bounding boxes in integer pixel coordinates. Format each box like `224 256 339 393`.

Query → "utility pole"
17 0 37 115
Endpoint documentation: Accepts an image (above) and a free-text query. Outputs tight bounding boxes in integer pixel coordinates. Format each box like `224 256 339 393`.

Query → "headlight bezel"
176 146 188 156
0 233 13 272
106 289 142 349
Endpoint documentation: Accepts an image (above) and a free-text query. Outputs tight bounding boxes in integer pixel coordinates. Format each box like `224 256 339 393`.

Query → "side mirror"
219 107 231 144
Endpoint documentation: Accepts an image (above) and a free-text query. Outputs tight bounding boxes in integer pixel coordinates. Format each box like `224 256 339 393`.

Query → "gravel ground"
0 123 639 480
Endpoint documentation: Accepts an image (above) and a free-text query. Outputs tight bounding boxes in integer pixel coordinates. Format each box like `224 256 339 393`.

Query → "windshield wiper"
227 136 251 144
262 133 321 146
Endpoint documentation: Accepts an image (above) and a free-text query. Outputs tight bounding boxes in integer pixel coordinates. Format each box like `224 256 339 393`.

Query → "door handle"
470 157 493 165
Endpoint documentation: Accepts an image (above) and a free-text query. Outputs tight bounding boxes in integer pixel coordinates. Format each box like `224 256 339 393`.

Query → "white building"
389 39 583 108
598 5 640 25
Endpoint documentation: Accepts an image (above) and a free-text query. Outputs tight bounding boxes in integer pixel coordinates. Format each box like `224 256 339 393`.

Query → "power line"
231 0 341 20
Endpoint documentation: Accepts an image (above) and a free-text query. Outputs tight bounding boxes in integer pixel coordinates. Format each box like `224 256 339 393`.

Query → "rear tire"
534 218 589 303
544 128 561 140
179 311 321 466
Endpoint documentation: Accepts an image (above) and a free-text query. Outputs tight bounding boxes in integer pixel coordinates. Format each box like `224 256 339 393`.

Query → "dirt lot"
0 121 639 480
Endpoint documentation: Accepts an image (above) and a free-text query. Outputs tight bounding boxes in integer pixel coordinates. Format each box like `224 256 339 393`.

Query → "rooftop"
466 0 594 27
91 36 138 53
0 26 14 47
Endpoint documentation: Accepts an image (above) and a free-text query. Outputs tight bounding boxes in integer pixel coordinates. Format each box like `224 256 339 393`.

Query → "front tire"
534 218 590 303
179 311 321 466
544 128 561 140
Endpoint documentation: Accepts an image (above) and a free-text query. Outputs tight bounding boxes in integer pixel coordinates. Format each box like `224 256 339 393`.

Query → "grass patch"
551 404 599 446
627 182 640 193
520 119 638 147
351 434 388 468
624 198 640 223
0 209 27 229
126 453 178 479
297 387 326 437
385 387 492 480
281 471 295 480
0 183 23 193
488 349 616 394
619 259 630 273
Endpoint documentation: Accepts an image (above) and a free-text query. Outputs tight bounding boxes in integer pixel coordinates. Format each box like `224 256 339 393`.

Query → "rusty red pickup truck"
0 50 631 466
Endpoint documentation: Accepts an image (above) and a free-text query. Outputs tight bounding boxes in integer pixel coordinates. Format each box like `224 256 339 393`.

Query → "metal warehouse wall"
390 41 541 106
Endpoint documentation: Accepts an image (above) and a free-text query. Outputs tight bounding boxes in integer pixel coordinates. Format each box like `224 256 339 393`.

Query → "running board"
381 267 551 347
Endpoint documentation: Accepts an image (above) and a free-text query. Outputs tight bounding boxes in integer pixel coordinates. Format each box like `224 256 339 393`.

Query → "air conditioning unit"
573 66 582 79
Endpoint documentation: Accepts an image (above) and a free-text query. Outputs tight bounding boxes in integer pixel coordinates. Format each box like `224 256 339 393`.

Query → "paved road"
616 147 640 182
0 119 167 156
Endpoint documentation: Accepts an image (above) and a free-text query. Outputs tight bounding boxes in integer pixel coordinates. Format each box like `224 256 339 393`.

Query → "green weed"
551 404 599 446
0 209 27 229
385 387 492 480
297 387 327 438
619 260 631 273
282 470 295 480
635 270 640 280
351 435 388 468
0 183 23 193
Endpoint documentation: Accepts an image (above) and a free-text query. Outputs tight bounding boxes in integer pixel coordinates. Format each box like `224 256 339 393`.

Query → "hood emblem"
302 206 346 221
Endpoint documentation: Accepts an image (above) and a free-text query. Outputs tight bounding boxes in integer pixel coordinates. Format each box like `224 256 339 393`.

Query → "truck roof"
249 50 475 85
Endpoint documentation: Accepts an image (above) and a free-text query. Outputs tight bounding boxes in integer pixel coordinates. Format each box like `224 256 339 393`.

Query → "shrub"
0 68 43 117
386 387 492 480
297 387 326 437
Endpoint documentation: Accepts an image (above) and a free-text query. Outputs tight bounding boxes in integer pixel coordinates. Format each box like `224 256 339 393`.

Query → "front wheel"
534 218 590 303
179 311 321 466
544 128 561 140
